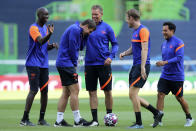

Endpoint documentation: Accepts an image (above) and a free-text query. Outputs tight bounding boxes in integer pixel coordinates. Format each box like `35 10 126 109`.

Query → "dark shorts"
129 64 150 88
158 78 184 97
85 65 112 91
57 67 78 86
26 66 49 92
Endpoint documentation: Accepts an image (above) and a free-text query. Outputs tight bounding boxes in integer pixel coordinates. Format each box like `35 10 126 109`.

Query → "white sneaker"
184 119 194 127
88 121 99 127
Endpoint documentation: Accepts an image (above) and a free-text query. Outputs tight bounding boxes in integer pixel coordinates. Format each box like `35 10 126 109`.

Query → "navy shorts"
129 64 150 88
85 65 112 91
158 78 184 97
57 67 78 86
26 66 49 92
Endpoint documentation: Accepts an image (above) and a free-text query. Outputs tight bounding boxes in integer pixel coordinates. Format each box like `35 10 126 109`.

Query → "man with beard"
119 9 161 128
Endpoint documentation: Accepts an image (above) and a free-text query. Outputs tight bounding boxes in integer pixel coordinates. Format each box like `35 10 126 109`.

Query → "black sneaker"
38 119 50 126
74 118 89 127
20 119 35 126
54 119 72 127
153 112 164 128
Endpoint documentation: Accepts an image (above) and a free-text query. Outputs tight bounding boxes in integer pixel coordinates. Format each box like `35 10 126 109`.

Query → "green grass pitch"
0 91 196 131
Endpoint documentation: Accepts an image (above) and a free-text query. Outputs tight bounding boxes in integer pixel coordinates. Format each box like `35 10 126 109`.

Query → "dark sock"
106 109 112 114
22 111 29 121
91 109 98 122
146 104 159 116
186 113 192 119
135 112 142 125
39 111 45 121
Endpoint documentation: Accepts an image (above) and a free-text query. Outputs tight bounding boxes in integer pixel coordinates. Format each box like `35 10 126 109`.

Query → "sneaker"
74 118 89 127
153 112 164 128
184 118 194 127
87 120 99 127
20 119 35 126
54 119 72 127
128 123 144 129
38 119 50 126
150 122 163 127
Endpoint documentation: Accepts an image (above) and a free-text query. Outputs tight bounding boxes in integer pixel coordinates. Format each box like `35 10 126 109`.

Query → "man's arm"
36 24 54 45
156 43 184 66
68 29 80 67
104 26 119 65
119 46 132 59
140 28 150 80
141 41 148 80
47 43 58 50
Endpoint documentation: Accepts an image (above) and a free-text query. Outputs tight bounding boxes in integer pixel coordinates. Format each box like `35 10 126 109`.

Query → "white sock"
56 112 64 123
73 110 81 123
159 111 164 114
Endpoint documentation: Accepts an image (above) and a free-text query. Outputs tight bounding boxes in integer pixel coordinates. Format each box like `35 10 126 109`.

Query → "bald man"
20 7 58 126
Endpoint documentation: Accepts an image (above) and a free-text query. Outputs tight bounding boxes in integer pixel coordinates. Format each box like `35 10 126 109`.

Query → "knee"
89 91 97 98
129 92 135 100
41 89 48 96
104 91 112 97
158 92 165 99
176 96 183 103
30 90 38 96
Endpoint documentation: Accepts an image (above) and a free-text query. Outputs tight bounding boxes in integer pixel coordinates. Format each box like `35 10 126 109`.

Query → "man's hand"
48 24 54 34
141 67 147 80
119 52 126 60
104 58 112 66
156 61 168 67
47 43 58 50
52 43 58 49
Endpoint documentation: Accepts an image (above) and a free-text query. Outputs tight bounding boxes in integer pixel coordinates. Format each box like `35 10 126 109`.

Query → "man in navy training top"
54 19 96 127
155 21 194 127
119 9 162 129
84 5 119 127
20 7 58 126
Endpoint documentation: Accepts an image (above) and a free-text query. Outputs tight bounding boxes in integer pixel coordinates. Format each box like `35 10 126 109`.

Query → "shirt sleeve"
139 28 150 42
68 29 80 66
29 26 41 42
168 43 184 64
107 26 119 60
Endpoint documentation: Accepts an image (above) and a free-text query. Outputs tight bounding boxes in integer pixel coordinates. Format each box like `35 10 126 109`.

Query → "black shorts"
158 78 184 97
129 64 150 88
57 67 78 86
85 65 112 91
26 66 49 92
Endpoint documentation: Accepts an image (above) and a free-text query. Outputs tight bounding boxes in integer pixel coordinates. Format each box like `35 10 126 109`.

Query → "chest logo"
170 45 173 48
101 31 106 34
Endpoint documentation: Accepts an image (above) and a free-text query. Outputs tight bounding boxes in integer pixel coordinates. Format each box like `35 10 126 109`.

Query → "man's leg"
104 90 113 114
89 91 98 122
20 66 39 126
21 90 38 124
38 68 49 125
56 86 70 122
140 97 159 116
68 83 89 126
129 87 142 125
175 96 194 127
157 92 165 111
54 86 72 127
